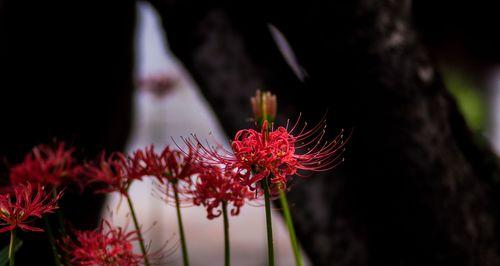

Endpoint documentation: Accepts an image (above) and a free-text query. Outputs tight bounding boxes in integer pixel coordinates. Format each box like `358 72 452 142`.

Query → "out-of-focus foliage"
442 67 487 133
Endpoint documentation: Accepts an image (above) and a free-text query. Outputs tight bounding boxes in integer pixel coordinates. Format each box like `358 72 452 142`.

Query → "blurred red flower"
84 151 147 195
142 145 202 206
62 220 146 266
9 143 83 188
0 183 60 233
146 146 199 183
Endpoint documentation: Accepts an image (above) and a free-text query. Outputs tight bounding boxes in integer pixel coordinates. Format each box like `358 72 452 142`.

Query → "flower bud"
251 90 277 122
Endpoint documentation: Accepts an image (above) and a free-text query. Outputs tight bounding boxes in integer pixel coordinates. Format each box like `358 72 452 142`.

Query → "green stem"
125 194 150 266
262 179 275 266
279 191 303 266
52 189 66 235
8 230 15 266
43 216 62 266
173 184 189 266
222 201 230 266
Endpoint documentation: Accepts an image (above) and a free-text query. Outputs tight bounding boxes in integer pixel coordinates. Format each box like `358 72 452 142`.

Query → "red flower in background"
142 145 202 206
160 147 200 183
84 151 147 195
0 183 60 233
143 145 199 183
9 143 83 188
136 145 168 179
188 165 254 219
62 220 145 266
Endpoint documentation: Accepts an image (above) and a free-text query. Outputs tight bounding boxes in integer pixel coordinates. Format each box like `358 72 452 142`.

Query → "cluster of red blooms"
81 144 253 219
0 114 344 233
0 90 347 265
62 220 145 266
84 146 198 193
0 143 74 234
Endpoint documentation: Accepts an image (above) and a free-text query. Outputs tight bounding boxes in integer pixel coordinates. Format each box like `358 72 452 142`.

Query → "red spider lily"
144 145 202 207
141 145 199 183
9 143 83 188
138 145 199 191
84 151 148 195
184 116 347 193
61 220 146 266
188 165 254 219
0 183 60 233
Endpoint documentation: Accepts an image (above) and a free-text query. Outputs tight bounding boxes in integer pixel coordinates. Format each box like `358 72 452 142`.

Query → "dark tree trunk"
151 0 500 265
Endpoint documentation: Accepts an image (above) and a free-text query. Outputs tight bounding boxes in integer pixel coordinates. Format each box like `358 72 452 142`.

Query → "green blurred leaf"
442 67 486 132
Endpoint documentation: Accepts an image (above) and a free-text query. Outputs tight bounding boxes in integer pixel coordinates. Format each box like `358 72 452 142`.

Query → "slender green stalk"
43 216 62 266
262 179 275 266
222 201 230 266
256 92 302 265
173 184 189 266
51 189 66 235
279 191 303 266
258 97 275 266
125 194 150 266
8 230 15 266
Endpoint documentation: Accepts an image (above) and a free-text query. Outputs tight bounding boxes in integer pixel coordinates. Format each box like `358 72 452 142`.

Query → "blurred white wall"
488 68 500 155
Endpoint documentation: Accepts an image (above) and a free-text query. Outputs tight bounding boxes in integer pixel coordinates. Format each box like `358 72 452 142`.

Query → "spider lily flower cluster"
0 90 347 266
